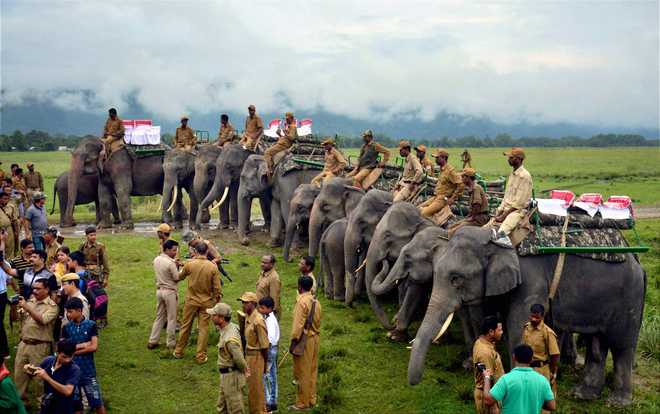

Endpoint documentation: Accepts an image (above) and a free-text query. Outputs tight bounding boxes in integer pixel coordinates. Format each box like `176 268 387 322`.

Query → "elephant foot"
122 222 135 230
219 224 230 230
97 222 113 230
570 384 602 401
61 220 76 228
173 222 183 230
201 211 211 223
606 391 633 407
267 239 282 248
240 237 250 246
386 329 410 342
333 294 345 302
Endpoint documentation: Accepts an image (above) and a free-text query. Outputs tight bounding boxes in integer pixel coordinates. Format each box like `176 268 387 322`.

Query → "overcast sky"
1 0 658 128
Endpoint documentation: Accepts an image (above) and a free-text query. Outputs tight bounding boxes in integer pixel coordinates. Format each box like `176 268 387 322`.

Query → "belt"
158 287 177 292
245 349 262 356
219 367 236 374
22 338 50 345
530 360 549 368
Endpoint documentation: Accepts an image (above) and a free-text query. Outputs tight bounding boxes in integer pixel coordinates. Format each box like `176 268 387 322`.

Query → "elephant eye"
450 273 464 288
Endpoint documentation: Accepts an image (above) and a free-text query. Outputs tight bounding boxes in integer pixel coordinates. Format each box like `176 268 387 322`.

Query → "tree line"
0 129 657 151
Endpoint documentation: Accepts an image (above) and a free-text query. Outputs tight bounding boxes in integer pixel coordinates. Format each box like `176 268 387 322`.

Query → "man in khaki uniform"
298 256 317 297
156 222 173 253
79 226 110 286
239 105 264 151
473 316 505 414
289 275 321 411
238 292 269 414
393 140 424 203
148 239 181 350
101 108 125 158
256 255 282 318
11 169 28 212
208 302 248 414
216 114 236 147
24 163 44 201
418 149 464 218
0 191 20 258
264 112 298 176
43 227 60 269
14 279 59 407
461 148 472 168
346 129 390 189
486 147 533 247
448 167 490 237
174 241 222 363
174 116 197 150
522 303 560 409
415 144 434 175
310 139 347 187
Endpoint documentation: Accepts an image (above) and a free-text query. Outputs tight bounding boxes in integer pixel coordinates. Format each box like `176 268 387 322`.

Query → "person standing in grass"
258 296 280 414
239 291 269 414
79 226 110 287
148 239 181 350
298 256 317 297
255 255 281 318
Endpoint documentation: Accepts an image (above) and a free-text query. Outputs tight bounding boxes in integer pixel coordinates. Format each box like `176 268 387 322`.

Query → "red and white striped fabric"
549 190 575 207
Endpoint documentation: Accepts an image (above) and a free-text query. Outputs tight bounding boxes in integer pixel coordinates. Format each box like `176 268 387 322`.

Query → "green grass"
5 220 660 413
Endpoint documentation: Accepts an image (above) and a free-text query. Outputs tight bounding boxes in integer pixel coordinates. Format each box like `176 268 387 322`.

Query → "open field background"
1 147 659 413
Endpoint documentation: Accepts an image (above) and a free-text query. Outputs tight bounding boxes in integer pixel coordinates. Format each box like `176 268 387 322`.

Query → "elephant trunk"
282 211 298 262
365 256 394 330
308 205 324 257
237 185 252 243
371 254 406 296
408 283 460 385
343 228 362 305
63 155 83 227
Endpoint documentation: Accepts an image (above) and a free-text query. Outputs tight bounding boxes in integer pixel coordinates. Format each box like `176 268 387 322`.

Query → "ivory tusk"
166 186 178 213
156 195 162 212
354 258 367 273
218 186 229 206
432 312 455 343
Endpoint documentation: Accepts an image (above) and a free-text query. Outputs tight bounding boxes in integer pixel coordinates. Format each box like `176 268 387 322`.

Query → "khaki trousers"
533 365 557 414
348 168 373 189
148 288 178 348
4 228 17 259
174 302 212 361
217 370 246 414
419 197 447 218
14 341 51 404
292 334 320 409
310 171 337 187
246 353 266 414
474 388 500 414
393 182 417 202
264 143 290 172
486 210 525 235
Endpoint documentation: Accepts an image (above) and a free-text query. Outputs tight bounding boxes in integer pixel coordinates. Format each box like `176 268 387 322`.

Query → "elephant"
343 189 393 305
51 171 120 227
282 184 320 262
364 202 434 335
319 218 348 300
308 177 364 257
236 154 318 246
407 226 645 407
192 144 223 226
63 137 170 228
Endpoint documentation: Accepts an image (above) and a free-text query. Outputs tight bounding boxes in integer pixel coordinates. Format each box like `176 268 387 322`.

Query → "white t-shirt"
264 312 280 346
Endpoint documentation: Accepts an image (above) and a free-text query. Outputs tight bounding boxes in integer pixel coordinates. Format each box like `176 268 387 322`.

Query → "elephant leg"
61 194 73 227
94 200 100 225
111 196 121 224
572 334 608 401
229 181 239 228
219 195 231 229
558 329 577 366
114 180 133 229
161 180 175 225
269 200 283 247
320 242 332 299
187 185 199 230
332 253 345 302
259 195 271 233
390 283 423 342
173 187 186 228
97 184 115 228
608 344 634 406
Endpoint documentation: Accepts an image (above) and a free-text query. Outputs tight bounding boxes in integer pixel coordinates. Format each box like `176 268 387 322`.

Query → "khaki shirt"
323 148 347 175
472 337 505 389
174 126 197 148
12 176 27 193
420 157 434 175
217 322 247 370
0 202 19 231
216 123 235 146
276 121 298 147
291 292 321 341
470 185 489 216
244 115 264 138
244 310 269 351
45 240 60 269
24 171 44 191
79 241 110 278
522 321 560 363
20 296 59 343
256 269 282 317
499 166 533 212
179 256 221 307
400 153 424 184
103 117 125 139
153 253 179 290
462 151 471 162
434 163 464 202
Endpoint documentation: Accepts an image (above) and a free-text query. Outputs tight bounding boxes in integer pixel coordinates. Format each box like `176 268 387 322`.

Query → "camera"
9 294 22 305
24 364 39 375
476 362 487 372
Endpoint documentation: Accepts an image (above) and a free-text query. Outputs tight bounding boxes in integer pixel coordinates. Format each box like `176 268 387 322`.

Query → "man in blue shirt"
61 297 107 414
484 344 556 413
23 193 48 251
33 339 80 414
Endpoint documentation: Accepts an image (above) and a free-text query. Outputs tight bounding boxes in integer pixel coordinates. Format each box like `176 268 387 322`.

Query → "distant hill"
2 99 658 140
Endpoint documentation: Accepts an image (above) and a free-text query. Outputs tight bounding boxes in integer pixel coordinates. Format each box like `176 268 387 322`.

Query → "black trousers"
0 291 8 358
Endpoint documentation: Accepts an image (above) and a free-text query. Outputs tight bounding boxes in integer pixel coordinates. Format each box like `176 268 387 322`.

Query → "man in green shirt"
0 361 27 414
484 344 556 413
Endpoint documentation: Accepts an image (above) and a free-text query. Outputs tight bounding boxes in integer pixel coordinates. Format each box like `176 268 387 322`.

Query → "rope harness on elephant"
548 215 570 300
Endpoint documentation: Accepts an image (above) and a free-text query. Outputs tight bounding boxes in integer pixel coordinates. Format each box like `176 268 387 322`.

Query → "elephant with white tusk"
282 184 320 262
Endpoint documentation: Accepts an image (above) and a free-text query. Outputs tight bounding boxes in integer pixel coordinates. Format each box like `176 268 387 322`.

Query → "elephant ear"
484 247 522 296
343 186 365 213
256 158 269 183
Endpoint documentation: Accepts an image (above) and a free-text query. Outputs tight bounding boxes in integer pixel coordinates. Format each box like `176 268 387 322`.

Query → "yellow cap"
61 273 81 282
285 111 294 118
414 144 427 153
27 162 34 167
503 147 525 159
462 167 476 177
398 140 411 149
206 302 232 316
238 292 258 303
321 138 335 146
157 223 171 233
433 148 449 158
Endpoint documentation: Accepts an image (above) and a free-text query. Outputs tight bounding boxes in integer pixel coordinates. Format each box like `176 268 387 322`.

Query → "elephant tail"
50 180 58 215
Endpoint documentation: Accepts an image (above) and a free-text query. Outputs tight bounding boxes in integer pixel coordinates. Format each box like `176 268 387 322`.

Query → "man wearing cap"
184 232 230 282
310 139 347 187
79 226 110 287
462 148 472 168
12 168 27 216
216 114 236 147
43 227 61 269
238 291 269 414
156 223 172 253
418 149 464 218
23 192 48 251
448 168 490 237
0 190 20 259
24 163 44 201
415 145 434 175
148 239 181 350
487 147 533 247
174 116 197 151
289 275 321 411
101 108 125 159
60 273 90 326
346 129 390 189
240 105 264 151
393 140 424 203
208 302 248 414
173 241 221 363
256 255 281 318
264 112 299 176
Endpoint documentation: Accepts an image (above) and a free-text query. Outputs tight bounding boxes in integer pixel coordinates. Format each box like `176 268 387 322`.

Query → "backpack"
85 279 108 321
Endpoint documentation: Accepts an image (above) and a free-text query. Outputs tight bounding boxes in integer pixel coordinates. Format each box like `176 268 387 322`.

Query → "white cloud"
1 0 658 128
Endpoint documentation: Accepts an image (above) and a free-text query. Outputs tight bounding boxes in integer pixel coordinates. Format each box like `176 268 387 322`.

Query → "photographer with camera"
31 339 80 414
472 316 505 414
12 278 59 408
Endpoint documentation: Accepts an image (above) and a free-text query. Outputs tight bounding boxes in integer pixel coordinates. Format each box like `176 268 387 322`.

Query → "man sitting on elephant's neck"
215 114 235 147
100 108 125 160
174 116 197 153
486 147 533 248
